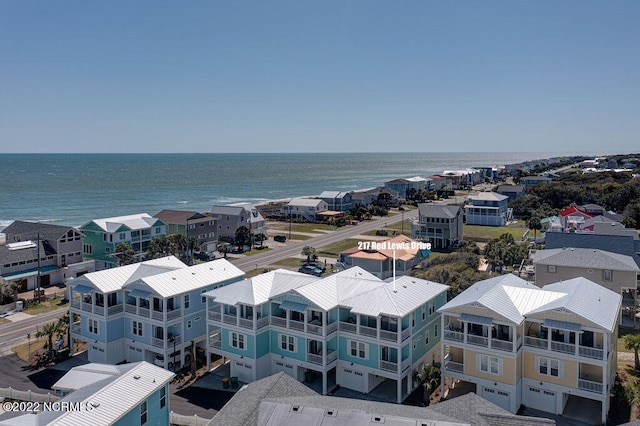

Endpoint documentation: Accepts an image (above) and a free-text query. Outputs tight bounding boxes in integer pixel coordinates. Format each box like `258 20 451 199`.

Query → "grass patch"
619 327 640 354
317 239 361 258
242 268 269 279
463 224 527 242
268 222 338 234
271 258 307 269
288 233 313 241
23 297 68 315
12 338 47 363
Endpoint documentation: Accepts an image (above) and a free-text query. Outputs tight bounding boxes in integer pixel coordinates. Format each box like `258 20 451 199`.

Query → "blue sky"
1 1 638 153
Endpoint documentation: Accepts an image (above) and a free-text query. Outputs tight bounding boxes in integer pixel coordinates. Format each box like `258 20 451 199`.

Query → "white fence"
170 411 212 426
0 387 59 403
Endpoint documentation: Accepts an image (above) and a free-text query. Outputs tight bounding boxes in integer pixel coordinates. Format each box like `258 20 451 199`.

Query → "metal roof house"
464 192 510 227
410 204 463 249
439 275 621 424
282 198 329 222
317 191 354 212
68 256 244 368
205 267 449 404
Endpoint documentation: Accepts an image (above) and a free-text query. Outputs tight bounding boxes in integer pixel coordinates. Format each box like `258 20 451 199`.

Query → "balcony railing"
71 323 81 334
401 328 411 341
271 316 287 328
289 320 304 331
401 357 411 372
81 304 92 312
152 337 164 348
326 322 338 335
327 350 337 364
210 339 221 349
307 323 322 335
208 311 221 321
223 314 236 325
125 304 137 314
94 306 104 316
444 360 464 373
380 329 398 342
70 300 80 309
578 379 604 394
167 309 181 320
360 325 377 338
339 321 357 334
257 316 269 329
108 305 123 315
491 339 513 352
307 353 323 365
152 311 163 321
138 308 150 317
467 334 488 347
239 318 253 329
579 346 604 360
551 341 575 355
524 336 547 349
444 330 464 342
380 360 397 373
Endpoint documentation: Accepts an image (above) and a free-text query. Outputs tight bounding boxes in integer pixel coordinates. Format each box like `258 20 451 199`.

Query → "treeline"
510 172 640 228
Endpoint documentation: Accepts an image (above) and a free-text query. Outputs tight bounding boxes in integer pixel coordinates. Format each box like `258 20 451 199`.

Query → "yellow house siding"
463 348 516 385
523 351 577 387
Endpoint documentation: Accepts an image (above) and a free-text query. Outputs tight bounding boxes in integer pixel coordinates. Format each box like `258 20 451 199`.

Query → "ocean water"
0 152 596 228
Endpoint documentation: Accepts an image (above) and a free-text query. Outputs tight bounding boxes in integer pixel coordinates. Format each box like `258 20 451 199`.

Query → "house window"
83 244 92 255
133 321 143 336
547 265 556 273
160 386 166 409
184 294 190 309
231 332 245 349
478 354 501 375
412 311 416 327
425 330 430 346
603 269 613 282
428 300 435 315
140 400 148 424
105 246 111 253
119 233 126 240
422 306 426 321
280 334 296 352
538 356 562 377
434 324 438 338
155 227 161 234
88 319 99 334
201 289 208 304
349 340 368 359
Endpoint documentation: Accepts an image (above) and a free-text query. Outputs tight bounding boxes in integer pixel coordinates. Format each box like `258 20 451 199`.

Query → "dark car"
195 251 216 261
298 265 323 277
304 261 326 272
274 234 287 243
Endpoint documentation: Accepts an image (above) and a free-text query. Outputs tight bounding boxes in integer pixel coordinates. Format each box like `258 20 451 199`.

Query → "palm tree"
234 226 251 252
625 334 640 370
36 322 60 359
218 243 232 259
528 216 542 239
415 364 441 405
190 340 197 378
114 243 136 266
301 246 316 263
254 233 267 248
57 312 70 349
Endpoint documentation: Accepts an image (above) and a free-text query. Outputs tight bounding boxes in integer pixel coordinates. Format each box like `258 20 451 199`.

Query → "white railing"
167 309 181 320
108 305 123 315
307 324 322 335
71 323 81 334
444 330 464 342
551 341 575 355
327 350 337 363
467 334 488 347
125 304 137 313
0 387 59 403
578 379 603 394
444 360 464 373
239 318 253 329
401 357 411 372
169 411 212 426
223 314 236 325
524 336 547 349
380 360 398 372
209 339 221 349
380 329 398 342
81 304 92 312
360 326 377 338
289 320 304 331
170 335 182 345
271 316 287 328
339 321 357 334
151 310 163 321
307 353 323 365
326 322 338 335
208 311 221 321
70 300 80 309
139 307 150 317
152 337 164 348
401 328 411 341
94 306 104 315
257 316 269 329
491 339 513 352
579 346 604 360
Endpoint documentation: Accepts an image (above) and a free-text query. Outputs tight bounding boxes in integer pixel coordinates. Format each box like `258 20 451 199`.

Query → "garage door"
128 345 144 362
482 387 511 411
525 386 556 412
339 367 366 393
233 360 253 383
272 360 296 380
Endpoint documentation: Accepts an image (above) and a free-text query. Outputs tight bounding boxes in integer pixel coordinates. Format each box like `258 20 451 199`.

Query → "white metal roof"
468 192 508 202
52 363 129 392
71 256 187 293
131 258 244 298
287 197 326 207
204 269 319 306
87 213 161 233
49 362 174 426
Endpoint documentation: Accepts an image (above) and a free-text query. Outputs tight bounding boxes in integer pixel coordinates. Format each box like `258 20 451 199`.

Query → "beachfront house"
439 275 619 424
79 213 166 270
0 221 94 292
210 203 268 242
464 192 510 226
154 209 218 252
318 191 354 212
6 361 175 426
283 198 328 222
337 235 430 279
68 256 244 368
384 176 432 199
205 267 448 403
410 204 463 249
351 187 400 209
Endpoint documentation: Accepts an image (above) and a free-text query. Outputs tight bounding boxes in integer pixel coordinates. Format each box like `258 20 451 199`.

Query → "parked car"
304 261 326 272
274 234 287 243
298 265 323 277
195 251 216 261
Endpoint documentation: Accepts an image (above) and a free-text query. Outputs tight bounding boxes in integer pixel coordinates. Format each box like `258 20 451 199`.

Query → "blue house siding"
107 317 124 341
338 336 379 369
256 331 270 358
221 328 255 357
271 332 306 362
82 317 106 343
113 385 169 426
184 312 206 341
124 318 152 345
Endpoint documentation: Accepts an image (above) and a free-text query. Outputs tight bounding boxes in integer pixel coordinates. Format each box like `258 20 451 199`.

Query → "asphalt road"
0 308 68 356
231 208 419 271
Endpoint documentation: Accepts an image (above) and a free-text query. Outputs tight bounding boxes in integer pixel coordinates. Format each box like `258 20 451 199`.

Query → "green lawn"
24 297 68 315
269 222 338 234
317 238 361 258
243 247 272 256
271 258 307 269
463 224 527 242
287 233 313 241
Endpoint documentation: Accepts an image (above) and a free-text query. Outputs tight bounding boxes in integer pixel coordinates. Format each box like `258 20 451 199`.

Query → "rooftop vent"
133 375 141 380
291 405 301 413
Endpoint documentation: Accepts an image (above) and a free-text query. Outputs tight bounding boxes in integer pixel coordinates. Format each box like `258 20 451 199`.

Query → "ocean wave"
177 200 189 204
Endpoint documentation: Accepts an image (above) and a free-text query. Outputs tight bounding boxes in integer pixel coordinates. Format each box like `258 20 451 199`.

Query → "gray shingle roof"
153 209 207 223
544 232 640 268
418 204 461 219
531 247 640 272
496 185 525 193
2 220 79 242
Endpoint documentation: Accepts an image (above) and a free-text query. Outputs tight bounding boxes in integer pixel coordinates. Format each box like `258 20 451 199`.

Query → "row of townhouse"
68 256 244 368
439 274 620 424
205 267 449 403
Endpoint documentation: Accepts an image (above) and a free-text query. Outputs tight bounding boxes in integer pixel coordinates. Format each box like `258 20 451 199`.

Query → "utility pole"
36 232 41 303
